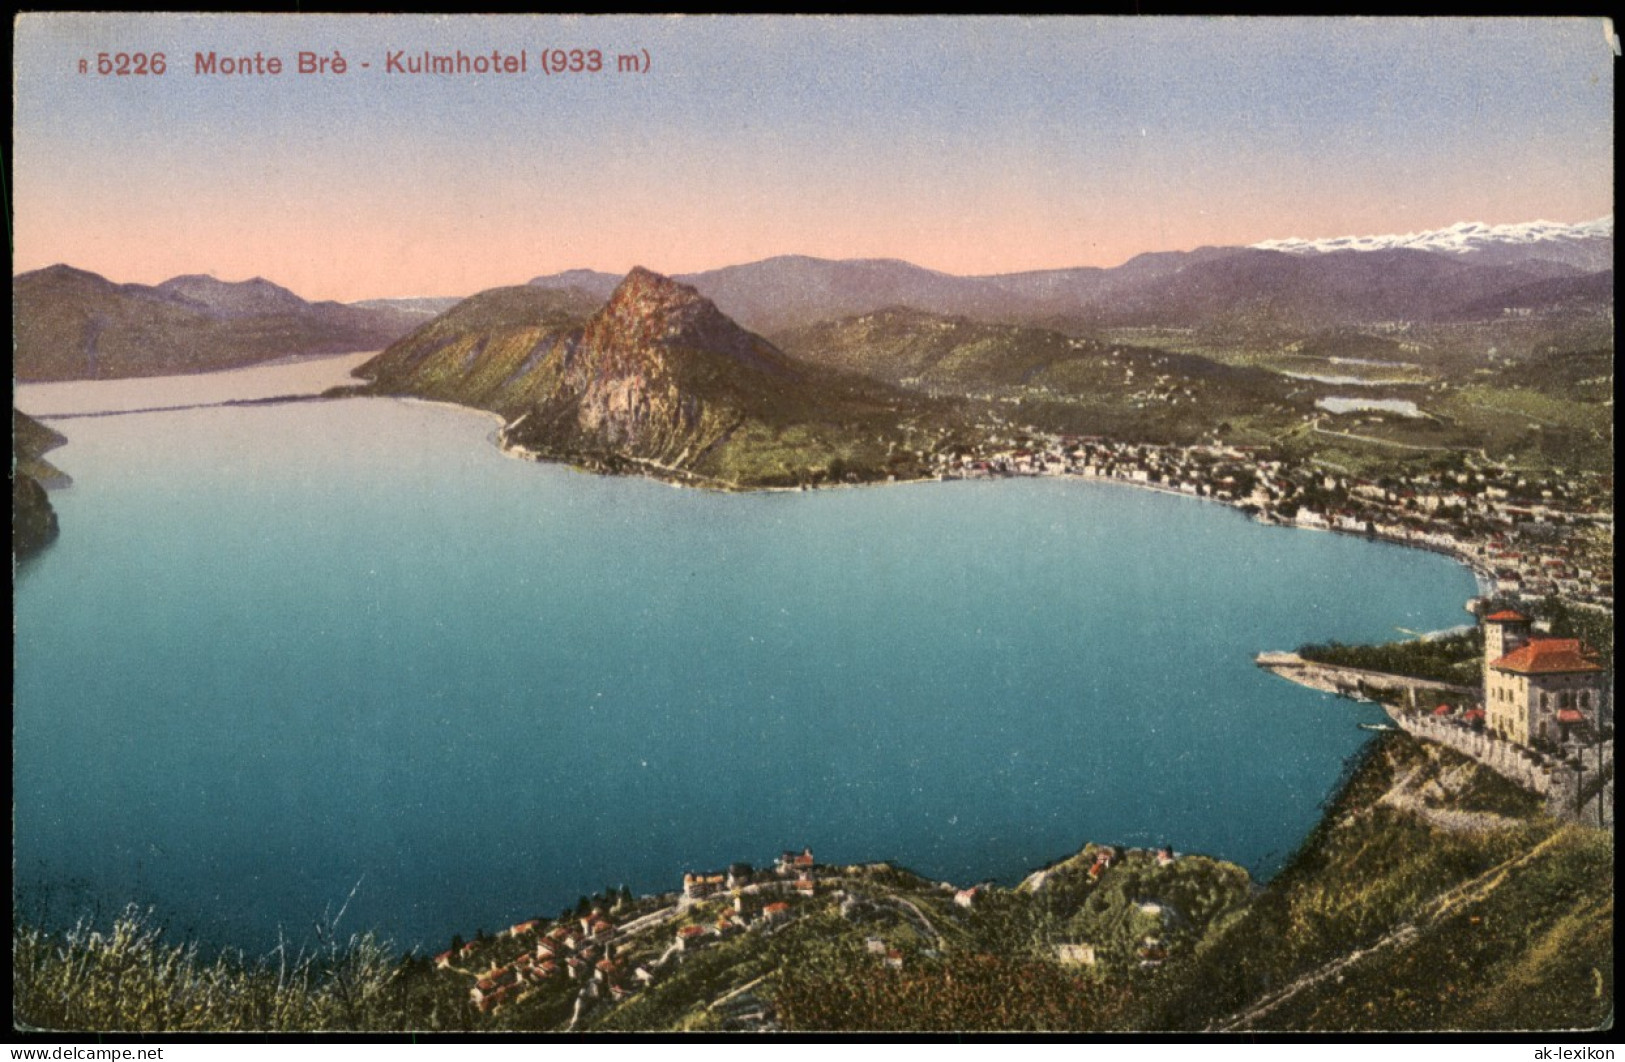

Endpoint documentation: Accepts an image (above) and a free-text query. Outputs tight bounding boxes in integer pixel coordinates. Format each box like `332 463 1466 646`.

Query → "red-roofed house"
777 848 814 875
1483 621 1609 746
470 967 520 1011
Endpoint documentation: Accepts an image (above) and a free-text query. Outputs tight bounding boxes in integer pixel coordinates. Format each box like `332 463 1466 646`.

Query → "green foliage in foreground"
12 911 469 1033
1144 735 1612 1032
773 953 1133 1032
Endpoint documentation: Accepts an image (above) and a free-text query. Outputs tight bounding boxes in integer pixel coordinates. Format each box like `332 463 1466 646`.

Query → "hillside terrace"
442 848 832 1015
437 841 1207 1023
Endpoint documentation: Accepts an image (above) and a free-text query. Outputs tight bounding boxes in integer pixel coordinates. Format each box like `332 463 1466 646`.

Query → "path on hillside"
1211 831 1566 1031
1311 423 1456 452
1377 765 1522 835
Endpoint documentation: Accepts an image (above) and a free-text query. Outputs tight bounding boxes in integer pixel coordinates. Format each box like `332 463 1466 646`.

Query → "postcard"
11 14 1614 1035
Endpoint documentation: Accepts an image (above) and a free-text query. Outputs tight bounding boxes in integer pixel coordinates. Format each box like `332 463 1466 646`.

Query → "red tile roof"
1485 609 1531 623
1490 638 1605 675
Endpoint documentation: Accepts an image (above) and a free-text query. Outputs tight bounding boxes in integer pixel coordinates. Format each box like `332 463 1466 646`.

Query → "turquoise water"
14 397 1479 954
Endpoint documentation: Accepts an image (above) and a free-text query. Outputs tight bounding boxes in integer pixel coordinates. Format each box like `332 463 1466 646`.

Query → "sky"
11 15 1616 302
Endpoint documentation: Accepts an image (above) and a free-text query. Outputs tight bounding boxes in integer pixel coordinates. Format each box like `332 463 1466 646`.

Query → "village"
436 847 839 1022
434 841 1191 1026
931 433 1613 611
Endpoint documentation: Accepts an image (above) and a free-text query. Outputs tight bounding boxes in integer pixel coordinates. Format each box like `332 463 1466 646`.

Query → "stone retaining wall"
1386 706 1613 826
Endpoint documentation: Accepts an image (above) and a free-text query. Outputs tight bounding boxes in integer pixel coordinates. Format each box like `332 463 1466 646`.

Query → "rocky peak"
596 267 727 342
587 267 793 377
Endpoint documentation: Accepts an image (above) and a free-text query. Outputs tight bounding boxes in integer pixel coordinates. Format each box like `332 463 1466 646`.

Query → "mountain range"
12 266 424 381
13 216 1611 382
1253 215 1614 271
528 218 1612 335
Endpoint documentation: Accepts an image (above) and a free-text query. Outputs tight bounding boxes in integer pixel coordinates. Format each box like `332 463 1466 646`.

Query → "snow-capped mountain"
1254 216 1613 271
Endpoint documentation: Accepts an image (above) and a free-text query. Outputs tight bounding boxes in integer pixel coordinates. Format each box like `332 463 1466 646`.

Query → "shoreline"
17 390 1559 972
483 415 1497 596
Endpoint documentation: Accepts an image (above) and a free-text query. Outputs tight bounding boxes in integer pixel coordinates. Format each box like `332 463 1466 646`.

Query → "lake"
13 373 1480 955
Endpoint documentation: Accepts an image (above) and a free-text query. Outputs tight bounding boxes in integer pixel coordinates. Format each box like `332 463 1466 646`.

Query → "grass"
12 905 467 1032
1144 733 1611 1031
